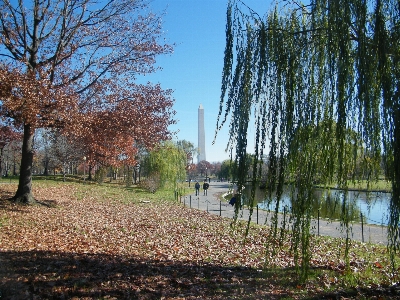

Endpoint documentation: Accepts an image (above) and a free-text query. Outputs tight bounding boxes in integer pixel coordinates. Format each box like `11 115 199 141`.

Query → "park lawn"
0 180 398 299
346 179 392 192
320 179 392 193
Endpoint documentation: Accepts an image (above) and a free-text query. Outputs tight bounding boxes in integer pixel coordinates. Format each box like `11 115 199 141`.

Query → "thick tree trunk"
13 124 35 204
388 107 400 252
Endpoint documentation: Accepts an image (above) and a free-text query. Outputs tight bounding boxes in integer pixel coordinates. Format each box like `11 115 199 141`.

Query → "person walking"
195 181 200 196
229 183 238 206
203 181 209 195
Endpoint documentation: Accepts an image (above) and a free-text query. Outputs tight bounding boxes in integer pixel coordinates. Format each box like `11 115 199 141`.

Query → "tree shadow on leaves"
0 192 30 213
0 250 273 299
0 195 57 210
1 251 398 299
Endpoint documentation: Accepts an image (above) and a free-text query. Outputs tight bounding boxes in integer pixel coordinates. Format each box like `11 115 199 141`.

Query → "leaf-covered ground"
0 182 399 299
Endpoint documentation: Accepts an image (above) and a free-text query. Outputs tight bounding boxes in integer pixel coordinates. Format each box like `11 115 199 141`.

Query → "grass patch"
0 216 8 227
323 179 392 192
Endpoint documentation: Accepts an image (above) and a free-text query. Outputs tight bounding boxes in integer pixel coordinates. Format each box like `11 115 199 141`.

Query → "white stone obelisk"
198 104 206 163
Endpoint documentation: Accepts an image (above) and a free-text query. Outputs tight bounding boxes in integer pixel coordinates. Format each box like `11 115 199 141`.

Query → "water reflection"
242 185 390 225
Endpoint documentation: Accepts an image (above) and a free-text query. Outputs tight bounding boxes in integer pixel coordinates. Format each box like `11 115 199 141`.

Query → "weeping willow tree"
216 0 400 280
141 141 187 190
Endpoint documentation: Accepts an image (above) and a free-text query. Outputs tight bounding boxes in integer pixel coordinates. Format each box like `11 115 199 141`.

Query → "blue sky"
137 0 272 163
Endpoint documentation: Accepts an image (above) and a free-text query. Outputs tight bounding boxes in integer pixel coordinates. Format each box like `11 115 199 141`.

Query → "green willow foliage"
142 141 187 189
217 0 400 279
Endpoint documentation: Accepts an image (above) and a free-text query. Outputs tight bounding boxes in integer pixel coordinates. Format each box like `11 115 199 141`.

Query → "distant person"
231 183 244 208
195 181 200 196
203 181 209 195
230 183 239 206
232 183 238 196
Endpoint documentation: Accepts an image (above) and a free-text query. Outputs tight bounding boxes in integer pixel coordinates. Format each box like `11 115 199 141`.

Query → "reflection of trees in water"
243 186 361 223
314 190 360 222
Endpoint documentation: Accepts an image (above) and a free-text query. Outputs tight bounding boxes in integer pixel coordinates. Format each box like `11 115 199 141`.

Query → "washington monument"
198 104 206 163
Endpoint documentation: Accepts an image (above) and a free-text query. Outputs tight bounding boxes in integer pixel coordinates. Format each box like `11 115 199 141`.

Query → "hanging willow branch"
217 0 400 280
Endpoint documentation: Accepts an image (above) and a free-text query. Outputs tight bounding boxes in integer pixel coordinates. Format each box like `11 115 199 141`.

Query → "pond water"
242 186 391 226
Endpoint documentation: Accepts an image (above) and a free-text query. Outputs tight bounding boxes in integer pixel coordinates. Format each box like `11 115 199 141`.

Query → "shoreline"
187 181 389 244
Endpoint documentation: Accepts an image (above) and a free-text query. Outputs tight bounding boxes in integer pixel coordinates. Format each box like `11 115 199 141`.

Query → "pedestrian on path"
195 181 200 196
229 183 238 206
203 181 209 195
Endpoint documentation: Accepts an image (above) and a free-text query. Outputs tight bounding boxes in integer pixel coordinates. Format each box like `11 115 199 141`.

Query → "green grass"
321 179 392 192
346 179 392 192
0 216 9 227
71 178 178 204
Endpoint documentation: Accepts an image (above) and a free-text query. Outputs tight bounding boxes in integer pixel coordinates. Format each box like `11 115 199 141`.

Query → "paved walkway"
181 181 388 245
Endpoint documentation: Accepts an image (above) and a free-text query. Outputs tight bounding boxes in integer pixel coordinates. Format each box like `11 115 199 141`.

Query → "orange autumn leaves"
0 0 176 171
0 66 78 130
67 82 176 167
0 64 176 167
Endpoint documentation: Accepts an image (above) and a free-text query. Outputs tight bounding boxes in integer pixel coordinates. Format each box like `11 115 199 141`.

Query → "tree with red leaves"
197 160 212 178
68 83 175 171
0 0 174 203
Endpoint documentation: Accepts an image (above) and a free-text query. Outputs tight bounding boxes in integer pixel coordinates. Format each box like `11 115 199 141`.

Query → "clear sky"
137 0 272 163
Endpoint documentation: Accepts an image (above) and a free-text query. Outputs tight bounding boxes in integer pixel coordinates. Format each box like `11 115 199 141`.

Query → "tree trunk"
13 158 16 176
88 165 93 181
389 105 400 254
43 157 49 176
134 167 138 184
13 124 35 204
0 147 3 176
126 166 132 187
63 163 66 182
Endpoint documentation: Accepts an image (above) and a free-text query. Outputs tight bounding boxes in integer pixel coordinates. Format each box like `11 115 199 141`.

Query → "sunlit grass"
72 181 177 204
323 179 392 192
346 179 392 192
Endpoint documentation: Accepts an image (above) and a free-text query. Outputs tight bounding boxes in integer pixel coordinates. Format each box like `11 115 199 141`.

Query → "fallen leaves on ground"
0 182 398 299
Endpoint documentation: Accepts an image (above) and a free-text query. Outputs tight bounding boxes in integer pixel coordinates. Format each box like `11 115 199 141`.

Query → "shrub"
139 172 161 193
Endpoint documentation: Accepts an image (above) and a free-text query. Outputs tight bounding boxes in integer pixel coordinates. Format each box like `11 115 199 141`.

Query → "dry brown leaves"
0 183 398 299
